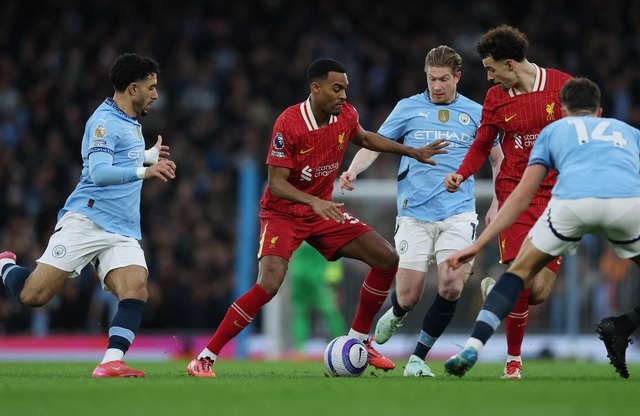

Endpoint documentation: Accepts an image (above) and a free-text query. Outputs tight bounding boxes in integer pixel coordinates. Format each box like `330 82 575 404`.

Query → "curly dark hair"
109 53 160 92
476 25 529 62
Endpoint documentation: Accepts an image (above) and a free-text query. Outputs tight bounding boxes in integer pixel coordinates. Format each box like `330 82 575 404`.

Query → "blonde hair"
425 45 462 74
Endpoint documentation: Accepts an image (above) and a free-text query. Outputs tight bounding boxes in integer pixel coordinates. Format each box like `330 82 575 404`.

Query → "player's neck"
112 94 136 118
513 60 537 93
311 107 331 127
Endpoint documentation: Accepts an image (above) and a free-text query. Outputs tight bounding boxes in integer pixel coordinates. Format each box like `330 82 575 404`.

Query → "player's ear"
560 105 569 117
505 59 514 71
310 81 320 95
596 107 603 118
128 83 138 95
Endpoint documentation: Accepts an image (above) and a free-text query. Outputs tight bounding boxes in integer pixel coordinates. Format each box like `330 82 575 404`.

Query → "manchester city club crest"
398 240 409 254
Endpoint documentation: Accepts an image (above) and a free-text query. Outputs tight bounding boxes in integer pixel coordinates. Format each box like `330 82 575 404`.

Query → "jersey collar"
104 98 139 123
423 90 459 105
300 97 337 130
509 64 546 96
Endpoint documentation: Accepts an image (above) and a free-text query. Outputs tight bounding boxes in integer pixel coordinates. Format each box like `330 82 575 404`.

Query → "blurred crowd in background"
1 0 639 336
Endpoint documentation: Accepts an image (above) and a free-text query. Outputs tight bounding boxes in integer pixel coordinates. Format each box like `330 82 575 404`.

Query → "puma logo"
300 148 314 154
504 114 517 122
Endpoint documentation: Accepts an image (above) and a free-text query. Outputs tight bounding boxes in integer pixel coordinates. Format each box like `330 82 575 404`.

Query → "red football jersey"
260 98 360 217
457 65 572 204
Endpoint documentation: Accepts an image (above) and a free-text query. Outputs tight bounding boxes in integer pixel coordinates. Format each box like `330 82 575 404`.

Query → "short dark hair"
476 25 528 62
307 58 346 83
109 53 160 92
560 77 601 113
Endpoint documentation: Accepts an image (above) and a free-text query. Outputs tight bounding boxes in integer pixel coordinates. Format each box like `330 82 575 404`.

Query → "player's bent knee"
19 290 52 307
439 286 462 301
375 248 399 269
528 291 550 305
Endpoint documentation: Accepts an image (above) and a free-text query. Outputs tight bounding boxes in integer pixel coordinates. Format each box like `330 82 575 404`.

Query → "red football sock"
351 267 396 335
206 284 272 355
505 287 531 357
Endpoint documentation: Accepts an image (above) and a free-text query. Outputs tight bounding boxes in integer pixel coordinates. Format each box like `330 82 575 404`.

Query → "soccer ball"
323 336 369 377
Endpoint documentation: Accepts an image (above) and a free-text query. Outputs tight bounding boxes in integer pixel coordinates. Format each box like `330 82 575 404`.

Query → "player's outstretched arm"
446 164 547 270
352 127 449 165
339 148 381 194
485 144 504 224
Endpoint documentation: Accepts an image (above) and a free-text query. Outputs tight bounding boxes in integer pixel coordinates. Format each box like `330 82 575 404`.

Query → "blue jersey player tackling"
444 77 640 378
0 53 177 378
339 45 503 377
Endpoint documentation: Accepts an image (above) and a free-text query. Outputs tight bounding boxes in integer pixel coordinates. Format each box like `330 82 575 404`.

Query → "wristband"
136 167 147 180
144 147 159 165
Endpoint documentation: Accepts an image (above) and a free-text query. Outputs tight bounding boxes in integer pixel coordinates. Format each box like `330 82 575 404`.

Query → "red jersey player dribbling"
445 25 572 379
186 58 449 377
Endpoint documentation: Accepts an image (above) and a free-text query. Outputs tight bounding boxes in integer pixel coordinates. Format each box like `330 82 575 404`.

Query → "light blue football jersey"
60 98 146 239
529 115 640 199
378 91 494 222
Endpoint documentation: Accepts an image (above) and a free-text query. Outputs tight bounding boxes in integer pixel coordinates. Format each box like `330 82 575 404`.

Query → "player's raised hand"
145 158 176 182
310 198 345 223
412 138 449 165
339 171 357 195
444 173 464 192
154 135 170 159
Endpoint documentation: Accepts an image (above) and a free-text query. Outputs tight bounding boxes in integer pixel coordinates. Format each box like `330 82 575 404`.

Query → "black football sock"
390 289 408 317
2 265 31 303
413 294 458 359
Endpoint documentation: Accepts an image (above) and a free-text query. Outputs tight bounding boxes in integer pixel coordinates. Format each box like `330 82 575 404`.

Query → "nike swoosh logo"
505 114 517 122
233 320 246 328
109 366 121 370
300 148 314 154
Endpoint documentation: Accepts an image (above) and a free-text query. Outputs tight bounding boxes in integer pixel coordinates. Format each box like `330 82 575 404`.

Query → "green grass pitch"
1 359 638 416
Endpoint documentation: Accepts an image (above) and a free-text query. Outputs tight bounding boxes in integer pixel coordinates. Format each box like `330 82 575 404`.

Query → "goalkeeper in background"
289 241 345 355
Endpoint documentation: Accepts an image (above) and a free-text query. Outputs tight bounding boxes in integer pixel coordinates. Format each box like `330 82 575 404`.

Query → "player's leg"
445 239 554 377
406 261 471 378
502 266 556 379
596 199 640 378
91 237 150 378
1 212 95 306
598 255 640 378
188 215 299 377
0 258 70 306
375 216 430 345
406 213 477 377
93 264 148 378
187 255 281 377
335 229 398 370
499 204 557 379
375 268 425 344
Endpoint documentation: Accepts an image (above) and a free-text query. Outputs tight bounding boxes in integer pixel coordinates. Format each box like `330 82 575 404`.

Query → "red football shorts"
498 202 562 274
258 209 373 261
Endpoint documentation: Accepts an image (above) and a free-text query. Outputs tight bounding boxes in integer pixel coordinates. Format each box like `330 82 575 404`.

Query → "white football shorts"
394 212 478 272
529 197 640 258
38 211 148 291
